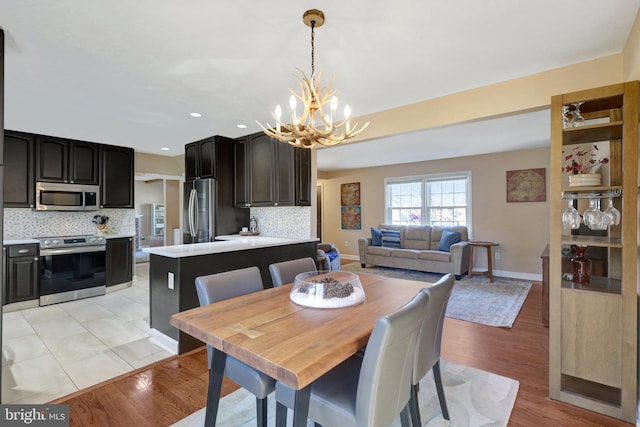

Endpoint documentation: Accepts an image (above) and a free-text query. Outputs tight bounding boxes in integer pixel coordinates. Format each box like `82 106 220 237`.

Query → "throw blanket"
326 250 339 262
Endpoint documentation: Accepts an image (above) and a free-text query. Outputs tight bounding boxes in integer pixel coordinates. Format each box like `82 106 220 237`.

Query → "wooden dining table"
170 272 431 426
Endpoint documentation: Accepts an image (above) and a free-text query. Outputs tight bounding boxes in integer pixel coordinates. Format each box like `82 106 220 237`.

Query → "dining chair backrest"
413 273 455 383
356 290 429 427
195 266 264 370
268 257 317 287
195 266 264 306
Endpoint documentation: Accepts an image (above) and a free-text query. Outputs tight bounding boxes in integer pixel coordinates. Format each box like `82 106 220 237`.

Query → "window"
385 172 471 229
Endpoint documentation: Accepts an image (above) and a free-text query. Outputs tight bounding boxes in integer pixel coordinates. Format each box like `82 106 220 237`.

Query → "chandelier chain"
310 20 315 78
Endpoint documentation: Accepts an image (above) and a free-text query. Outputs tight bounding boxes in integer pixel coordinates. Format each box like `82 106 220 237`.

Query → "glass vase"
571 246 591 285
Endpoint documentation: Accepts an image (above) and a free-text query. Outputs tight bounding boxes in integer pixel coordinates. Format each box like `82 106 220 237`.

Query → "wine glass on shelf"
604 197 621 226
562 105 571 129
569 102 585 127
562 199 581 230
584 198 611 230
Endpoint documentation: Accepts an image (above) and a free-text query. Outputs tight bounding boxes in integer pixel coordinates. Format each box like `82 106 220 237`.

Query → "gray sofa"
358 224 470 278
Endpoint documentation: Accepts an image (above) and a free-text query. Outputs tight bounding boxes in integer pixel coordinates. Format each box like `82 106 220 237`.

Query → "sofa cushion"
380 229 401 248
430 226 468 249
418 250 452 263
388 248 420 259
438 230 461 252
370 227 382 246
402 225 432 250
367 246 392 256
379 224 406 245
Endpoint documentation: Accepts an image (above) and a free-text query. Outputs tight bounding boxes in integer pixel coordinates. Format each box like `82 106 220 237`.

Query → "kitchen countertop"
143 235 318 258
3 239 40 246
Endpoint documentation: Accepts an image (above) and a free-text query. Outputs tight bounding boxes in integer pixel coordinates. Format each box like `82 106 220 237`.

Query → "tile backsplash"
3 208 136 240
250 206 312 239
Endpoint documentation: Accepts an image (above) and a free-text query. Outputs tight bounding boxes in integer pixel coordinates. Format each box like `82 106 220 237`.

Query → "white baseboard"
150 328 178 355
493 269 542 282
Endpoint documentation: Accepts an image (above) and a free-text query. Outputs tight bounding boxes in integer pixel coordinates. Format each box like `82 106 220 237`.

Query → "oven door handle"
40 246 106 256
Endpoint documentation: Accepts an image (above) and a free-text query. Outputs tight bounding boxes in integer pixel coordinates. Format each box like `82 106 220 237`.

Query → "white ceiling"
1 1 639 171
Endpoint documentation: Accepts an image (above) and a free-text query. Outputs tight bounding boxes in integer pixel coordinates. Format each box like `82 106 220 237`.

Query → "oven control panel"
37 235 106 249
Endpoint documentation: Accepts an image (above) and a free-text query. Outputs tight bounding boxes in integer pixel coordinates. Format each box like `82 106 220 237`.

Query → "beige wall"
319 147 550 278
623 9 640 81
135 152 183 176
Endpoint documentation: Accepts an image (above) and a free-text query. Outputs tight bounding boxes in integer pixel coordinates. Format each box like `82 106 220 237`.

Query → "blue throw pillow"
380 229 401 248
438 230 461 252
370 227 382 246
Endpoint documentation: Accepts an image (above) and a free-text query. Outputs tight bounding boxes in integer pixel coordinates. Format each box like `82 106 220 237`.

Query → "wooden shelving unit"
549 81 638 422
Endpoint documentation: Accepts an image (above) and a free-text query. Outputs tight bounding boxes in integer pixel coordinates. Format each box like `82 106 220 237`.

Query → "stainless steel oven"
37 235 106 306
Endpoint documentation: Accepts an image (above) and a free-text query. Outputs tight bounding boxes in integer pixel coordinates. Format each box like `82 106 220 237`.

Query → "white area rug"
172 360 519 427
341 264 532 328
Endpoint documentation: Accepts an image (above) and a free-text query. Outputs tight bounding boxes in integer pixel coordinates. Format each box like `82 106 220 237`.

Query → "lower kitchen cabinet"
106 237 133 286
4 244 39 305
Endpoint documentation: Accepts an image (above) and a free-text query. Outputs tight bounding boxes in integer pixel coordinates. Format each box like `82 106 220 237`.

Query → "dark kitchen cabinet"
100 145 134 208
275 141 295 206
106 237 133 286
234 132 306 207
295 147 312 206
185 137 216 181
3 131 35 208
36 136 99 184
4 244 39 305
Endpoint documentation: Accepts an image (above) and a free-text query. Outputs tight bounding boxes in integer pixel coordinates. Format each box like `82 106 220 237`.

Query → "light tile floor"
1 262 173 404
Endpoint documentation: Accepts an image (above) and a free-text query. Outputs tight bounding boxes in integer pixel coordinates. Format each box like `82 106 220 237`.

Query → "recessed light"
161 147 170 151
190 112 202 118
237 124 247 129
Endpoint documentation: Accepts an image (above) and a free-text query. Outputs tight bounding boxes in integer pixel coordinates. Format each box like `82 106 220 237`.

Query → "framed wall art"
340 182 361 206
341 182 362 229
341 206 362 230
506 168 546 202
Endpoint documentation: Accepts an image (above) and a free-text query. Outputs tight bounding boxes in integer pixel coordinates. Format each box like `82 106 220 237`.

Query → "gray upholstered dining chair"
274 290 429 427
195 266 275 427
268 257 317 287
409 273 456 426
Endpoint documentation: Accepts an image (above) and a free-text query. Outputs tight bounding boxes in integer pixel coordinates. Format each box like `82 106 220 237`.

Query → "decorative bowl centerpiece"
290 271 365 308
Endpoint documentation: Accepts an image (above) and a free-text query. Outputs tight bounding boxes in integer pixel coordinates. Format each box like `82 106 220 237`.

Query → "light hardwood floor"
53 281 634 426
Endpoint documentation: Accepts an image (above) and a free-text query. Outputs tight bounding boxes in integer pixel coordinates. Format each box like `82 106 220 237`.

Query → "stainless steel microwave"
35 182 100 211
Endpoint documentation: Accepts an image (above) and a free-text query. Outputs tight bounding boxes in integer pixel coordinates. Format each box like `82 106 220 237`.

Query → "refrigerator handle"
192 189 199 236
188 189 197 238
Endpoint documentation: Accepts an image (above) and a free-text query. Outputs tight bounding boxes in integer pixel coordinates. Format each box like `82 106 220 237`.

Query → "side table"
468 241 499 282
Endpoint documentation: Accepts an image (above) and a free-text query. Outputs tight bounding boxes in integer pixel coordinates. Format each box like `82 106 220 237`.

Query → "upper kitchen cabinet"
36 135 99 185
100 144 134 208
3 130 35 208
185 137 216 181
295 148 312 206
234 132 310 207
275 140 295 206
234 132 275 207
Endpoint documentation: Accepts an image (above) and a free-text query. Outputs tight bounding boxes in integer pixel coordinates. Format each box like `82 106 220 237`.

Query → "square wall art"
506 168 546 202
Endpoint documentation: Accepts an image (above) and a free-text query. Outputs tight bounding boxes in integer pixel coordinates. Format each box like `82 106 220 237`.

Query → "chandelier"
256 9 369 149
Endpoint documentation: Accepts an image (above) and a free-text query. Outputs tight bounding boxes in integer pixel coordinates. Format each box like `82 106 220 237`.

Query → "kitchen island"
144 235 318 353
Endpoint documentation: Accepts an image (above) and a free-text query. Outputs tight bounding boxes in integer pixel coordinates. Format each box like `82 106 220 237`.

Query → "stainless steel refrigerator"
184 179 215 243
183 178 249 243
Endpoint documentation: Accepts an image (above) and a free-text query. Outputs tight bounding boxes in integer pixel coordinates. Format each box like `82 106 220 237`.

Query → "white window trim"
384 171 472 236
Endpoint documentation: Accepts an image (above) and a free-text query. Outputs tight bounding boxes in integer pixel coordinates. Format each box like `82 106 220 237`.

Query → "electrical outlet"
168 272 175 290
344 241 349 247
495 251 501 260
